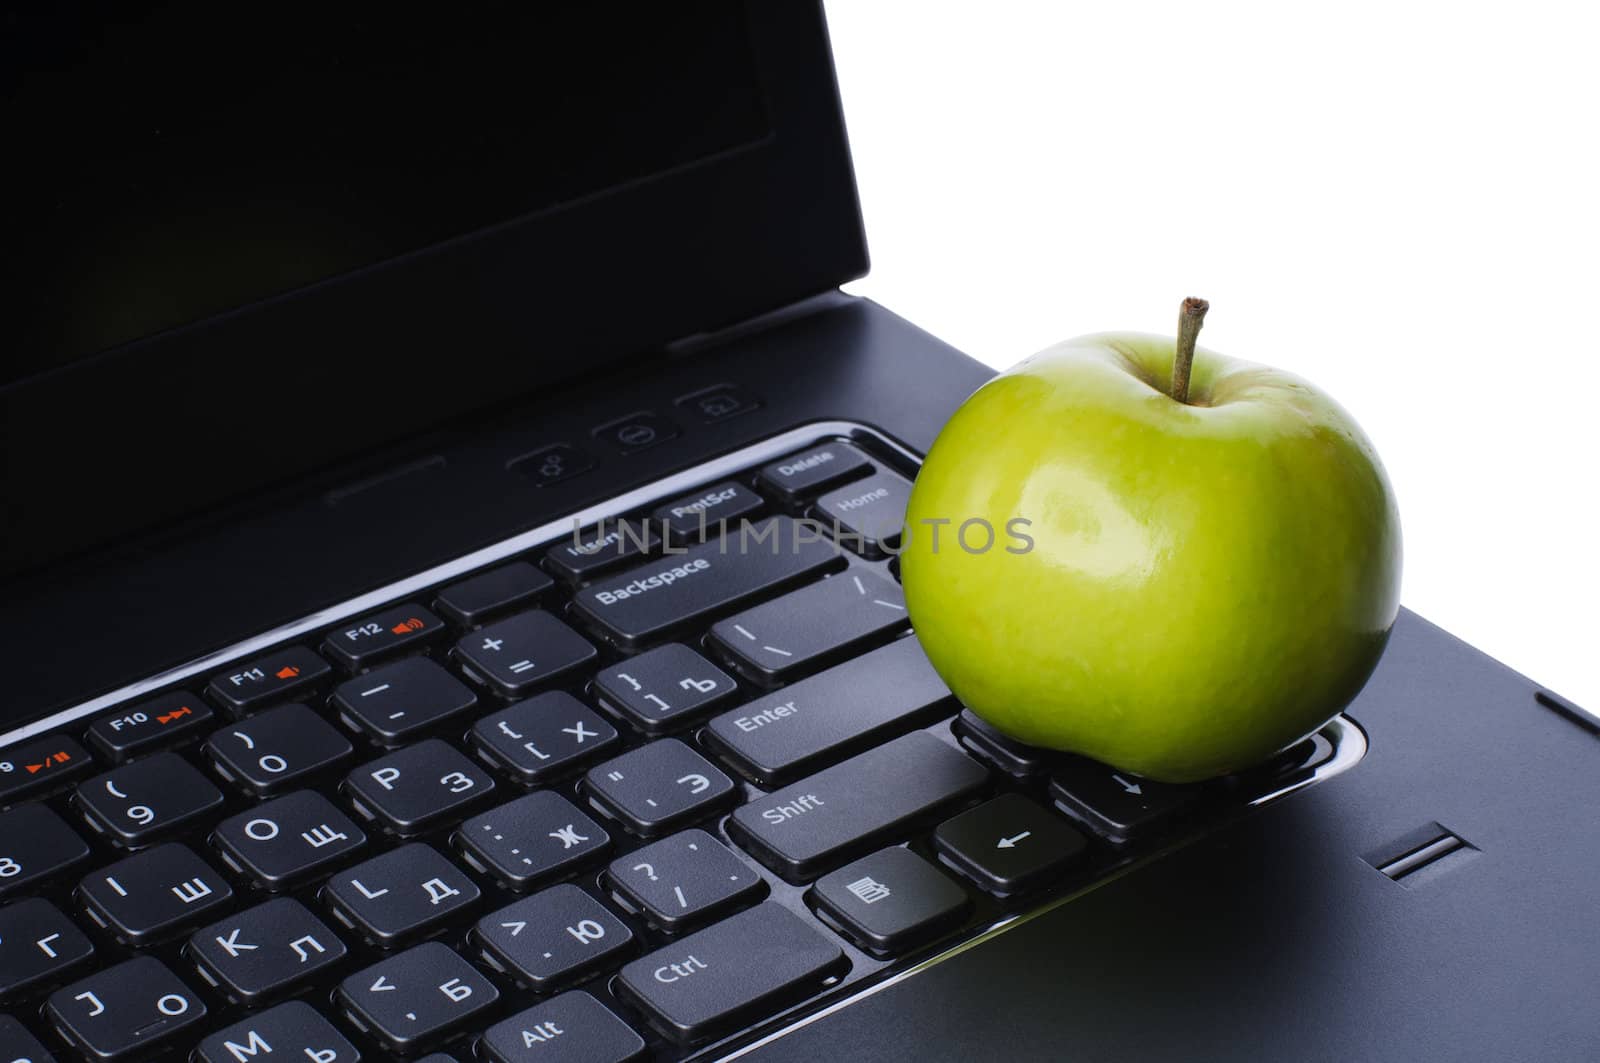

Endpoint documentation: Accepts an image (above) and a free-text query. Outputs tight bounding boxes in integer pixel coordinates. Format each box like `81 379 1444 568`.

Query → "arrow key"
1048 756 1203 845
932 793 1087 897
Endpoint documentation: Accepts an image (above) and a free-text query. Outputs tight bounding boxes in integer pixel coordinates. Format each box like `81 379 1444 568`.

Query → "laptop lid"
1 1 866 580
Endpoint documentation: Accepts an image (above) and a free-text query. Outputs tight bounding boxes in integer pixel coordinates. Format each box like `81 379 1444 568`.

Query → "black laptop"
4 4 1597 1061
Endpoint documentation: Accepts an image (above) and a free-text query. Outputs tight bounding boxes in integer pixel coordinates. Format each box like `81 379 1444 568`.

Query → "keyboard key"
196 1000 359 1063
0 898 95 996
756 441 873 501
344 739 495 834
0 1015 55 1062
705 636 955 786
1049 757 1203 845
457 791 610 888
650 480 765 541
0 804 90 898
584 740 735 837
606 829 764 932
592 643 738 735
323 603 446 670
571 516 845 649
79 844 233 943
204 702 353 794
729 732 989 882
75 752 224 846
482 991 646 1063
0 734 91 804
206 646 332 715
46 956 206 1059
213 790 365 887
708 570 908 685
476 884 634 989
544 520 658 583
436 561 554 625
469 692 619 784
953 709 1055 778
454 611 598 697
189 897 346 1002
325 843 480 944
332 657 478 746
617 902 845 1044
932 794 1088 896
336 941 498 1052
810 846 969 954
86 692 214 762
811 470 913 555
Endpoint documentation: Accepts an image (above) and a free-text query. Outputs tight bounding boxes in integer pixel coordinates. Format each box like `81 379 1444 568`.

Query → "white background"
827 1 1598 713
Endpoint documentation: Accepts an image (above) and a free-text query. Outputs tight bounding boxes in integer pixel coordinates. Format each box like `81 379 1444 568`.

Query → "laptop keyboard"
0 426 1361 1061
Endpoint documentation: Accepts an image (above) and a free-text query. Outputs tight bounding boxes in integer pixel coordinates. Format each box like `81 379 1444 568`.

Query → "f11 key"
206 647 331 715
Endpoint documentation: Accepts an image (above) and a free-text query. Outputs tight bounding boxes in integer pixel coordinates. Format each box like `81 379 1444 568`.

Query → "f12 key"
323 604 446 670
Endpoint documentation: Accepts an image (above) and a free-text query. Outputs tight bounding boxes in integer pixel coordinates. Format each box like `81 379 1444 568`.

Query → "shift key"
729 732 988 882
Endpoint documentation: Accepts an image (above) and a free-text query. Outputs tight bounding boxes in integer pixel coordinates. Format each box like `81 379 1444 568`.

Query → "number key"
75 752 224 846
0 804 90 899
205 703 353 794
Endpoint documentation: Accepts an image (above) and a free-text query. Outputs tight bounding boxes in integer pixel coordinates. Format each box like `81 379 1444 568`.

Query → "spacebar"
728 731 989 881
570 516 844 648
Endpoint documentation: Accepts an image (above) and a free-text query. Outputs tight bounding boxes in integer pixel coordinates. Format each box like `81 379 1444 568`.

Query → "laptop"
3 3 1596 1060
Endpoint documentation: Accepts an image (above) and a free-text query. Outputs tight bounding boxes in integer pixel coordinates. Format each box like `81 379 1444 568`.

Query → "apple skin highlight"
901 332 1402 784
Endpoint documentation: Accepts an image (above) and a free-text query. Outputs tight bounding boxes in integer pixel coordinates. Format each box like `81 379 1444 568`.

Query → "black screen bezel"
0 2 866 579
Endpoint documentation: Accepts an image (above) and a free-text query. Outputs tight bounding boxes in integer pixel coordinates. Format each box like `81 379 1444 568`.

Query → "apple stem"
1172 297 1210 404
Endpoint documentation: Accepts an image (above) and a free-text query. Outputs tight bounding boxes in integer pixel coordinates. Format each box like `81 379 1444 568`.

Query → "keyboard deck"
0 423 1363 1062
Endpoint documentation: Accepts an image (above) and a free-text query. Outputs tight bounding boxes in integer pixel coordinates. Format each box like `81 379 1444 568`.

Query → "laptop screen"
5 4 767 385
1 3 863 581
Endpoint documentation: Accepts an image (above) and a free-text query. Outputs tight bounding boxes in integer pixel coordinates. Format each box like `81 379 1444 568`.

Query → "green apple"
901 300 1401 783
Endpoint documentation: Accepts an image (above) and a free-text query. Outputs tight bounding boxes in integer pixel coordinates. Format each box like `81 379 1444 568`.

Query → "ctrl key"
617 902 846 1045
483 991 646 1063
45 956 206 1059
